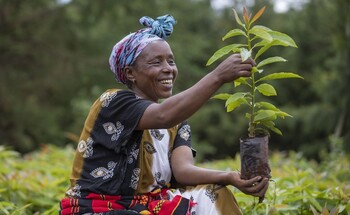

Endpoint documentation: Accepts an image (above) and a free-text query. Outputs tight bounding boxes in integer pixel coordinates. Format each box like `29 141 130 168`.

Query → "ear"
124 66 136 83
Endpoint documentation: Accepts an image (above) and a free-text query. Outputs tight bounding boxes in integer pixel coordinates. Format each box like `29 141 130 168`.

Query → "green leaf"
240 48 251 62
257 56 287 68
275 110 292 118
227 98 247 112
253 25 272 31
254 38 296 60
254 110 276 122
257 72 304 82
207 44 242 66
222 29 247 40
250 26 272 42
211 93 231 100
252 40 267 49
261 121 282 135
269 31 298 48
256 83 277 96
254 42 272 60
225 92 247 112
234 77 249 87
307 196 323 212
225 92 246 107
232 8 244 27
256 101 279 111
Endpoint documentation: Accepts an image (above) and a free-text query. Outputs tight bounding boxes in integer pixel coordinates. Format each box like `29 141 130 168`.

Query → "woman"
60 14 268 215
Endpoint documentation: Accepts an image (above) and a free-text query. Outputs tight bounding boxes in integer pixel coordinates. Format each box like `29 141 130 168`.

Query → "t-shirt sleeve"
94 90 153 152
173 121 196 157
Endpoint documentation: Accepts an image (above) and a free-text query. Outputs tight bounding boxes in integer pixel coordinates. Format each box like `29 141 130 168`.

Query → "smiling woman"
59 14 268 215
125 40 177 102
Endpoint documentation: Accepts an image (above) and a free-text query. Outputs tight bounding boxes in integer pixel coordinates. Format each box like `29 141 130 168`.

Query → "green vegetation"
1 1 349 214
1 0 350 161
1 143 349 214
207 6 303 137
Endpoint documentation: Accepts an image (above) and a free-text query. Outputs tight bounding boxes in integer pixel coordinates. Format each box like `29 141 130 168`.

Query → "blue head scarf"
109 14 176 84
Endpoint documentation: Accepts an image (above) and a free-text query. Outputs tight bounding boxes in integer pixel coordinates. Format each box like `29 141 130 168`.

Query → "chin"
160 92 172 99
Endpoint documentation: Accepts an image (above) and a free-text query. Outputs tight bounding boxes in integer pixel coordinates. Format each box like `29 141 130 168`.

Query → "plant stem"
247 28 255 137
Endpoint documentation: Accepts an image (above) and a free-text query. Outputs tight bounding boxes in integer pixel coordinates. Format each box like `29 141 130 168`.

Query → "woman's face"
128 40 178 102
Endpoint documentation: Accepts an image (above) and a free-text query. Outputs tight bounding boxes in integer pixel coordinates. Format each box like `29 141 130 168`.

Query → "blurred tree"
0 0 82 152
1 0 348 161
267 0 350 158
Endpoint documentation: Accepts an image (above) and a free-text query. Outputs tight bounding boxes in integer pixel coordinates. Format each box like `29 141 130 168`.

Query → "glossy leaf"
253 25 272 32
225 92 248 112
255 38 297 60
261 121 282 135
243 7 250 26
254 42 272 60
256 83 277 96
234 77 250 87
227 98 247 112
269 31 298 48
206 44 242 66
232 8 244 27
211 93 231 100
257 56 287 68
254 109 277 122
225 92 246 107
222 29 247 40
257 72 304 82
250 26 272 42
256 101 279 111
275 110 292 118
250 6 266 24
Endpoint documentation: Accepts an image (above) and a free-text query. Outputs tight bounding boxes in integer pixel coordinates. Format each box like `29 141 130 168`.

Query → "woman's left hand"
227 171 269 198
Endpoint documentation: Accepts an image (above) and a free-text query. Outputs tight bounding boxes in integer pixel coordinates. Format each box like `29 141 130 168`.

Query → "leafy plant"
207 6 303 137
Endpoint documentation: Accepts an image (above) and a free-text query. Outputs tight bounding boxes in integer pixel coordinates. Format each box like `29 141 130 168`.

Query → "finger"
243 178 268 196
258 180 269 198
243 176 262 187
239 63 253 70
241 57 256 66
236 70 252 78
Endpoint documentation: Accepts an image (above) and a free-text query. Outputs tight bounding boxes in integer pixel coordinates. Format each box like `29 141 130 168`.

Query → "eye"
168 59 176 65
150 60 161 65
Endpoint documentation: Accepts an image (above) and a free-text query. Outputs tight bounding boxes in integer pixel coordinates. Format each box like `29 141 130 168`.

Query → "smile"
159 79 173 85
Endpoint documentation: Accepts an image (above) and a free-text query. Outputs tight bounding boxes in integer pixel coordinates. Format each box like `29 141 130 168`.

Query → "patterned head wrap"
109 14 177 84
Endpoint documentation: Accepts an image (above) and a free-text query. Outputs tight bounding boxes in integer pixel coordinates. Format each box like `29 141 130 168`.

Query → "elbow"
154 112 179 128
172 165 195 186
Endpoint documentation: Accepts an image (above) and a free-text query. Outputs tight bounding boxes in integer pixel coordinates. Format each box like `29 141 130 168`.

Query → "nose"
162 61 173 72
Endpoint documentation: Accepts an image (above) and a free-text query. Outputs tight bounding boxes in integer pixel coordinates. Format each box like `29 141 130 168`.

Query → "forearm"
139 72 223 129
173 165 231 186
163 73 221 122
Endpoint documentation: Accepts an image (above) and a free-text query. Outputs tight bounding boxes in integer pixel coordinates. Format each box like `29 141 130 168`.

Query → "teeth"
160 79 173 84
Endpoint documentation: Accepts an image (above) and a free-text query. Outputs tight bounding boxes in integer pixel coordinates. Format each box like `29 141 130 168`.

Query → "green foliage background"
1 0 350 213
2 0 349 160
1 142 349 214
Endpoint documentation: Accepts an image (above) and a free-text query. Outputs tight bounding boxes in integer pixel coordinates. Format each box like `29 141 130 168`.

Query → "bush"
0 143 349 214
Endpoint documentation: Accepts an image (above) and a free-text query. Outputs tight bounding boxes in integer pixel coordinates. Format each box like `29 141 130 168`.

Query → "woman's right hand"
227 171 269 198
212 54 255 84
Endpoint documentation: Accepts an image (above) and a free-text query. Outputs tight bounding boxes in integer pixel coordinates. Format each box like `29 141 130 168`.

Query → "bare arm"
171 146 269 198
136 54 254 129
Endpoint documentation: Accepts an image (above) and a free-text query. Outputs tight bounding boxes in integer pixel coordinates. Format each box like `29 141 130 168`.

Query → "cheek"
173 66 178 78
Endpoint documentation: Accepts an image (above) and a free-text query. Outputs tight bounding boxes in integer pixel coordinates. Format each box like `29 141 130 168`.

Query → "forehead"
138 40 173 60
